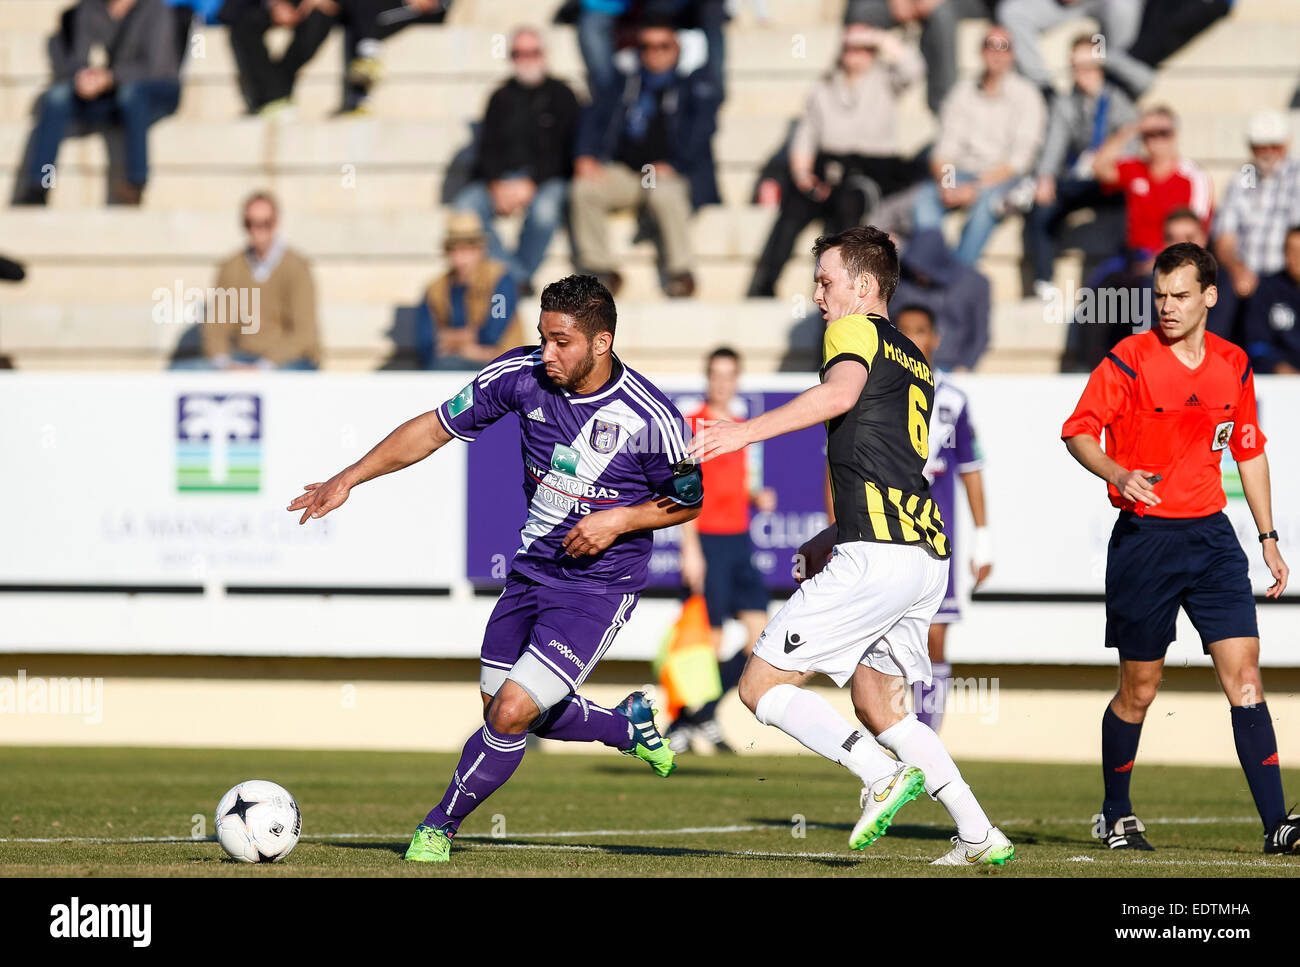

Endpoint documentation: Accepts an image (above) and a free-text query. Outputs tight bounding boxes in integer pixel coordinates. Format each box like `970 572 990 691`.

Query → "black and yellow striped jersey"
821 313 949 560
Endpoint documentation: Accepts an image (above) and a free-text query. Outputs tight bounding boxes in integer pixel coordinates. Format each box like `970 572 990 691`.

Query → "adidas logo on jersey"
526 407 546 423
1185 394 1201 406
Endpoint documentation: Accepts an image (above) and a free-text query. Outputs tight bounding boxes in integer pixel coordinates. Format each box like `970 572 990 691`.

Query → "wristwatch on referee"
1259 531 1279 544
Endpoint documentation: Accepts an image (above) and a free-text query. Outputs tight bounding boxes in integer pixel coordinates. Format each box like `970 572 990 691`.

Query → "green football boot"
849 764 926 850
404 822 452 863
614 690 677 778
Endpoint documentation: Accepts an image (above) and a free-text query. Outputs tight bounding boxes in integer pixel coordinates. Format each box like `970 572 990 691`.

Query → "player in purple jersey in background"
895 305 993 733
287 275 703 863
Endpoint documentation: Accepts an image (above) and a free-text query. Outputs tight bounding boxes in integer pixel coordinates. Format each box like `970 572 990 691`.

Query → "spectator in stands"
998 0 1152 99
657 0 728 99
415 211 523 370
337 0 450 115
1060 246 1152 372
17 0 181 206
747 25 925 297
221 0 448 116
576 0 632 105
1214 110 1300 302
570 17 722 298
1023 33 1135 297
1093 105 1213 260
1127 0 1231 80
1164 207 1237 342
912 25 1046 267
891 229 991 371
220 0 338 115
578 1 727 106
187 192 321 369
0 256 25 369
844 0 994 116
1244 225 1300 374
452 28 580 297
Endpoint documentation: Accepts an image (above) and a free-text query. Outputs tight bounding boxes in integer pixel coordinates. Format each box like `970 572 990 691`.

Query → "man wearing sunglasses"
571 17 722 299
1093 105 1214 262
452 28 580 297
184 192 321 371
912 25 1046 266
999 0 1152 99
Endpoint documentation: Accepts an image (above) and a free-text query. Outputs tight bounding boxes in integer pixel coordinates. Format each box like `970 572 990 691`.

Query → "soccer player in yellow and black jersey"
822 300 949 559
690 227 1012 865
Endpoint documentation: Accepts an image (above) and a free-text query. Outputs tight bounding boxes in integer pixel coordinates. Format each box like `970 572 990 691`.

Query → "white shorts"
753 541 949 687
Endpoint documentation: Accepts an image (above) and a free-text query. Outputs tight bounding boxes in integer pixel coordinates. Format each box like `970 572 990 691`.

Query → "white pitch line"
0 817 1264 846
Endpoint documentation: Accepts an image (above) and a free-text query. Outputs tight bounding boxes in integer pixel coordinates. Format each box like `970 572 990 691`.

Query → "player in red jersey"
1062 242 1296 854
675 347 776 753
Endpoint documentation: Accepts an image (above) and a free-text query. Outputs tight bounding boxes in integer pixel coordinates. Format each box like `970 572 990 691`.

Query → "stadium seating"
1 0 1298 372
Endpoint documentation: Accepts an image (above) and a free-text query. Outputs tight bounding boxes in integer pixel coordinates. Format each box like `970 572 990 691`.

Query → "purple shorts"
479 573 639 711
932 553 960 624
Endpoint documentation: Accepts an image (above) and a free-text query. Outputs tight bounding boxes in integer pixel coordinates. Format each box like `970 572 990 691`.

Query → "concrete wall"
4 654 1298 767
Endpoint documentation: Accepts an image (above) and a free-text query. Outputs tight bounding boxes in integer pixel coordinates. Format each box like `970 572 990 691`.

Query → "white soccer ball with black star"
215 780 302 863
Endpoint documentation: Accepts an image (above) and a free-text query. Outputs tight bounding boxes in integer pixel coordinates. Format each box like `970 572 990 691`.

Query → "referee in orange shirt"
1063 241 1296 854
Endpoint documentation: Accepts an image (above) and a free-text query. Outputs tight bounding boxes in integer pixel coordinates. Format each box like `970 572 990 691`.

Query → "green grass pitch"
2 747 1298 877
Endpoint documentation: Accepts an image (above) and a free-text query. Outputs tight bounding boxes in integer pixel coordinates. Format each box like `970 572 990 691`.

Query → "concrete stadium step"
0 256 768 305
0 296 828 371
461 0 846 28
3 204 785 261
0 105 1269 192
0 67 824 124
0 23 845 82
0 0 847 32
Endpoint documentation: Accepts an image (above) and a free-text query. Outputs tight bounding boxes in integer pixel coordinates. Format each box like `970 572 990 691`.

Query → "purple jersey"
437 346 702 593
921 371 983 542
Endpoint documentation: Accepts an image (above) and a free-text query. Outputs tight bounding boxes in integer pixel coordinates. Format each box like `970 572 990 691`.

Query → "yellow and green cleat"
404 822 452 863
615 690 677 778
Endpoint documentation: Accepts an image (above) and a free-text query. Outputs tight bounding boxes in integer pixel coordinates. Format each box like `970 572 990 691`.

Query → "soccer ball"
214 779 302 863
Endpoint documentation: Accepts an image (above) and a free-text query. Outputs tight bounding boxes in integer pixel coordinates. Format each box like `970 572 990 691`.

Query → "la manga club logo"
177 393 262 493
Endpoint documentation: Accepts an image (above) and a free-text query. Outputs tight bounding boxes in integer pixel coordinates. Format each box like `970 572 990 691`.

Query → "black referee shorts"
1105 510 1258 661
700 532 769 628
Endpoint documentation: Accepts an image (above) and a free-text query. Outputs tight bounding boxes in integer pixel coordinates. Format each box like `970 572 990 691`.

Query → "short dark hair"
539 274 617 342
1288 223 1300 241
1154 242 1218 291
707 346 740 371
812 225 899 304
894 303 936 330
1163 206 1199 228
638 14 678 34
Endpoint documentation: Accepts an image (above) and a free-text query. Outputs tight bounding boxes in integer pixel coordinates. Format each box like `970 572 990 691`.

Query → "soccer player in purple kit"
893 305 993 733
287 275 703 863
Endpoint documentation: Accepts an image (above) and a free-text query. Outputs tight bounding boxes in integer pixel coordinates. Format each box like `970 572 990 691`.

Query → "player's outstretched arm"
960 468 993 587
562 498 701 558
1238 452 1289 598
688 359 867 462
1064 434 1160 507
286 411 453 524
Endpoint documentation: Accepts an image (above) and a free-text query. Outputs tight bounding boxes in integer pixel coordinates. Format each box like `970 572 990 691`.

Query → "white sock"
876 712 991 842
754 683 897 785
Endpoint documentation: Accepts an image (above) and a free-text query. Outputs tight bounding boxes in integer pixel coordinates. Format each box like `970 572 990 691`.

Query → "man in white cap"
1214 110 1300 300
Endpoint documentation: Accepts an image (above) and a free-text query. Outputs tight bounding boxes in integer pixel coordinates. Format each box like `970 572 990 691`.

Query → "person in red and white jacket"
1093 105 1214 258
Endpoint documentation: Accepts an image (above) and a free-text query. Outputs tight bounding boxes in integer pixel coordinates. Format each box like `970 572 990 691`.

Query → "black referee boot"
1104 814 1155 850
1264 813 1300 854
